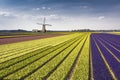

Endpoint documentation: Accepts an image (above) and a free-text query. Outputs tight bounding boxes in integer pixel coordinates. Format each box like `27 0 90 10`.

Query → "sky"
0 0 120 30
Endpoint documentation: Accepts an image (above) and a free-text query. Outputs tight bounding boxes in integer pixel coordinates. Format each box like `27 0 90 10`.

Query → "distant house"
32 29 38 32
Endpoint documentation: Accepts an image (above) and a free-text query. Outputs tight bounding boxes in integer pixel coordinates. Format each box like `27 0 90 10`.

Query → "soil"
0 34 64 45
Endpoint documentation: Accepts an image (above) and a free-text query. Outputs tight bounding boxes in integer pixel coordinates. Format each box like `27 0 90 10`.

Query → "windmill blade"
45 24 52 26
37 23 43 25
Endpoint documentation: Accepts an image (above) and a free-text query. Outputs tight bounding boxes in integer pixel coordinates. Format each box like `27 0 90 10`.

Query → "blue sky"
0 0 120 30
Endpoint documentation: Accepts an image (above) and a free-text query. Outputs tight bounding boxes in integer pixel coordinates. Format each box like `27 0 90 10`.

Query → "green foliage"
0 33 91 80
71 33 90 80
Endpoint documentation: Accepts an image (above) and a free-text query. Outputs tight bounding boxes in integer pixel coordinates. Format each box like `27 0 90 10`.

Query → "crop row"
0 33 81 53
70 33 90 80
0 33 82 63
0 33 85 79
0 32 119 80
46 35 87 80
91 33 120 80
0 34 82 70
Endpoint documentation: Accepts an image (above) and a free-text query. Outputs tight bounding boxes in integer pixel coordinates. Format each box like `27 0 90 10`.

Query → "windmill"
37 17 52 33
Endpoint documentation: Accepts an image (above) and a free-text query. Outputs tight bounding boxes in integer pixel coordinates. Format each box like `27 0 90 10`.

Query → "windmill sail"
37 17 52 33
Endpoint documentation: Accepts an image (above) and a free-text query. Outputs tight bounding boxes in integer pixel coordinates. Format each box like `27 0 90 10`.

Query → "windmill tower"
37 17 51 33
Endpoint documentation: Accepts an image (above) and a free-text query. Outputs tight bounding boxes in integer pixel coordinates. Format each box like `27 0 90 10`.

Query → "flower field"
0 32 119 80
91 33 120 80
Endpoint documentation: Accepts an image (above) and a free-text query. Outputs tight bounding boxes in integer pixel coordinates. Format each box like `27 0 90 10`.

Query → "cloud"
0 10 19 18
48 7 51 10
98 16 105 20
0 11 11 17
29 14 61 20
42 6 46 10
33 7 51 11
42 7 51 10
46 14 70 21
32 8 40 11
80 6 88 9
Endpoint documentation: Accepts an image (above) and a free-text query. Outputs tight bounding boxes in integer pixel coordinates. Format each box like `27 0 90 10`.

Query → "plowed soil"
0 34 64 45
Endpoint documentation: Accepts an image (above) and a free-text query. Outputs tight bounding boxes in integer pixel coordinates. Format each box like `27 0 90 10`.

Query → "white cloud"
49 14 59 19
45 14 70 21
29 14 60 21
0 10 19 18
33 7 51 11
32 8 40 11
0 11 11 17
42 7 46 10
0 8 119 30
98 16 105 20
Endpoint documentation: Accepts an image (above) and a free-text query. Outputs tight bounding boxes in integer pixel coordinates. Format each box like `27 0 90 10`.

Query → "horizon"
0 0 120 30
0 29 120 32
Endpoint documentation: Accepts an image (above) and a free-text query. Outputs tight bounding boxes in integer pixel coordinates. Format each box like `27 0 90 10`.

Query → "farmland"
0 32 120 80
0 32 72 45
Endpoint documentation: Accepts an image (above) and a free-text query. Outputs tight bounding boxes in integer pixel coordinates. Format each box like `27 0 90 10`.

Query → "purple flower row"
91 33 120 80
